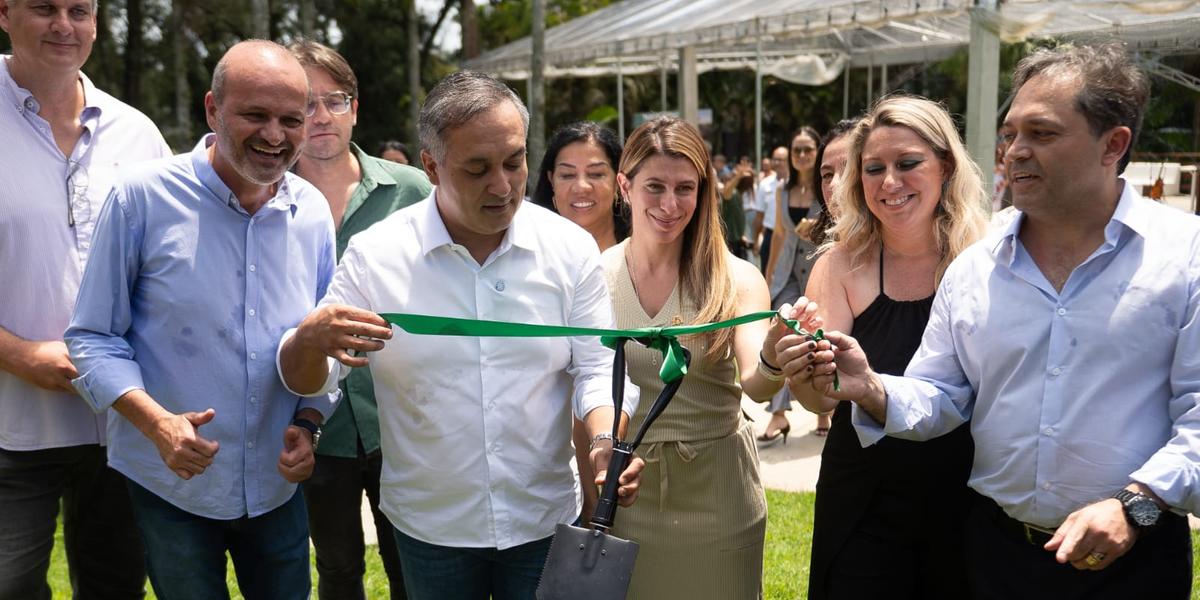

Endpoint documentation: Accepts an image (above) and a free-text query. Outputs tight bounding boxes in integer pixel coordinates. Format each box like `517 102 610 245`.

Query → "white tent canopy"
467 0 1200 80
466 0 1200 194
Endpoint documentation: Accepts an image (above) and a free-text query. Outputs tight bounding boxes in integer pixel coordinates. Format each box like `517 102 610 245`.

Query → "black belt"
978 491 1180 547
994 507 1057 547
974 492 1057 547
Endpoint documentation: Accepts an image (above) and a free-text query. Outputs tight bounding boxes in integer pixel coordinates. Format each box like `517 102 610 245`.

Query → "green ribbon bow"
379 311 837 389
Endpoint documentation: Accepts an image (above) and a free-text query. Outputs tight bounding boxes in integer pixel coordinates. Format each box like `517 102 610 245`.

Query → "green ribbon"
379 310 837 389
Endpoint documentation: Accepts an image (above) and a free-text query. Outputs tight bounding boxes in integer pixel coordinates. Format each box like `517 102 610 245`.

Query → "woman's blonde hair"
620 116 736 357
827 95 988 283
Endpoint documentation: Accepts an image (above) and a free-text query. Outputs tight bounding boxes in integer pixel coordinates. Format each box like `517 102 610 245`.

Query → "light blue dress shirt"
66 135 339 520
853 182 1200 528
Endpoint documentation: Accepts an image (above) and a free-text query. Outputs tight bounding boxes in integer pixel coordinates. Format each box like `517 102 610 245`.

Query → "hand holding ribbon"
380 310 838 389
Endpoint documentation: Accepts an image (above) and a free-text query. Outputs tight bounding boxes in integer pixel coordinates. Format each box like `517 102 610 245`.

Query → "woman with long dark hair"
533 121 630 249
532 121 629 523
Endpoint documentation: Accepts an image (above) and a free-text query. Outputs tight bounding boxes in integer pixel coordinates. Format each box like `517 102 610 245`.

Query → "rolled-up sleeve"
852 268 974 447
1130 249 1200 516
65 188 146 412
567 252 639 420
291 221 343 419
279 241 370 400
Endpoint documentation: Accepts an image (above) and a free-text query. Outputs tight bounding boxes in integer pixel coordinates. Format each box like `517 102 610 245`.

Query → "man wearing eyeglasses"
0 1 170 598
65 40 338 598
288 39 431 600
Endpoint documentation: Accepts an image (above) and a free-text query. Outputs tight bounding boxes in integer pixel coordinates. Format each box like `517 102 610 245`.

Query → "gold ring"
1084 551 1106 567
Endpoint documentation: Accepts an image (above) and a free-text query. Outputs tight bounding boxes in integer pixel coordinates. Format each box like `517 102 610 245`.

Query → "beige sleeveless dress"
602 242 766 600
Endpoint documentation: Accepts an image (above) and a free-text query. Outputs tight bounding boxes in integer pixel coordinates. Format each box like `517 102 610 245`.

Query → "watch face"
1128 498 1161 527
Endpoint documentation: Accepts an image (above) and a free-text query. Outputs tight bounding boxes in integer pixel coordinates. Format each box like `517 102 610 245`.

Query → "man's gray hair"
418 71 529 162
1011 42 1149 175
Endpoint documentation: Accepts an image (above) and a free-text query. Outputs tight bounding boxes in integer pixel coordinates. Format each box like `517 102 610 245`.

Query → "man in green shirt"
289 40 432 600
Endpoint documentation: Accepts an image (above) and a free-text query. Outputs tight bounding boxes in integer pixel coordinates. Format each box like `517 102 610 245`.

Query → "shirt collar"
418 188 536 257
1 56 101 122
77 70 102 122
352 142 396 191
191 134 298 215
990 178 1146 264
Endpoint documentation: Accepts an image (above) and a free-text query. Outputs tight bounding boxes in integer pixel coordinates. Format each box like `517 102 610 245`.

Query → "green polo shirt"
319 143 433 458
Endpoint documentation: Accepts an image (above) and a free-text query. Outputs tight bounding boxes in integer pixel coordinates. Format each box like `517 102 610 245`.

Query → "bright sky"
419 0 464 54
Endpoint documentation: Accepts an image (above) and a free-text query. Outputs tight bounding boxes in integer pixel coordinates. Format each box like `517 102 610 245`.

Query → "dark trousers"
303 450 406 600
759 227 774 275
0 444 145 600
126 481 310 600
966 492 1192 600
392 528 553 600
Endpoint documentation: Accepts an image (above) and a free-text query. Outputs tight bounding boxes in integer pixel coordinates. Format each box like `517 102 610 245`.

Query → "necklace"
625 244 684 326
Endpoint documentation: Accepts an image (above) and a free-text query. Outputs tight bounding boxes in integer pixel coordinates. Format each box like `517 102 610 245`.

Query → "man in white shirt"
0 1 170 597
279 70 644 600
752 145 788 274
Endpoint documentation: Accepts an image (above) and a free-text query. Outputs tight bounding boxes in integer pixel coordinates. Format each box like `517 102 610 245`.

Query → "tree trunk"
405 0 422 149
528 0 545 189
170 0 191 149
460 0 479 62
251 0 270 39
300 0 316 38
123 0 144 104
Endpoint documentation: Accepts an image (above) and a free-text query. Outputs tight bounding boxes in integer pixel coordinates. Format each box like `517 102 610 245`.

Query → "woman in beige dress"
600 116 816 599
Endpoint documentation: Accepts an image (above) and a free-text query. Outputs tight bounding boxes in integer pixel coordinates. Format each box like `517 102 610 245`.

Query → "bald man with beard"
65 40 339 599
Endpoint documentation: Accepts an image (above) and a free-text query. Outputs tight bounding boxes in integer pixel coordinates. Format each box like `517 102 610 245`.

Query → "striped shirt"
0 56 169 450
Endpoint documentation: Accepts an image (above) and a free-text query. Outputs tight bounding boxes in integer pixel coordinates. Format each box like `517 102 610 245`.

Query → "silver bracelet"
757 359 785 382
589 432 616 451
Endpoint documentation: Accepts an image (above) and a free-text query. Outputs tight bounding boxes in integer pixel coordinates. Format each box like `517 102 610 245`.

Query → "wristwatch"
292 417 322 451
1112 489 1163 529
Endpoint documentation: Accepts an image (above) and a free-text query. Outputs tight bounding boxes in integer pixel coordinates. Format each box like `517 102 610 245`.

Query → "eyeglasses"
66 160 89 228
306 91 353 117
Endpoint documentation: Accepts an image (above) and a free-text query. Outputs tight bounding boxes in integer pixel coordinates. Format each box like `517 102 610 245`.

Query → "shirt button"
250 352 258 360
1042 481 1052 490
494 280 506 292
1051 367 1062 376
247 441 255 449
23 98 35 111
249 264 257 272
248 308 256 316
1057 307 1066 316
1043 427 1054 435
249 396 257 404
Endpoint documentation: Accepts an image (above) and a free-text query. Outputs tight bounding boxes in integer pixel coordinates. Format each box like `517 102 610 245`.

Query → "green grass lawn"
46 490 1200 599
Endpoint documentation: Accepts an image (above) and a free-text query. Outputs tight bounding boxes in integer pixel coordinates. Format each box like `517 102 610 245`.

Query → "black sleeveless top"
787 204 809 225
808 248 974 600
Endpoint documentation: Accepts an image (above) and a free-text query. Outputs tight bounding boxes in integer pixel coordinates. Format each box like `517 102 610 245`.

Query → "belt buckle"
1022 522 1055 545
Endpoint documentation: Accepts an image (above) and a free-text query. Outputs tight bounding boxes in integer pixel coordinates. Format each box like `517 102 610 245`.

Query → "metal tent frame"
466 0 1200 192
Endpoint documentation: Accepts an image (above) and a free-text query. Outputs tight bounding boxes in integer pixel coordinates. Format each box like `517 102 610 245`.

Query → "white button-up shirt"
854 182 1200 527
755 174 779 230
313 190 638 549
0 56 170 450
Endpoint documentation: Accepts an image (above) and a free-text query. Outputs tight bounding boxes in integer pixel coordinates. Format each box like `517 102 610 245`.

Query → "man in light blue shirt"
799 43 1196 598
65 40 337 599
